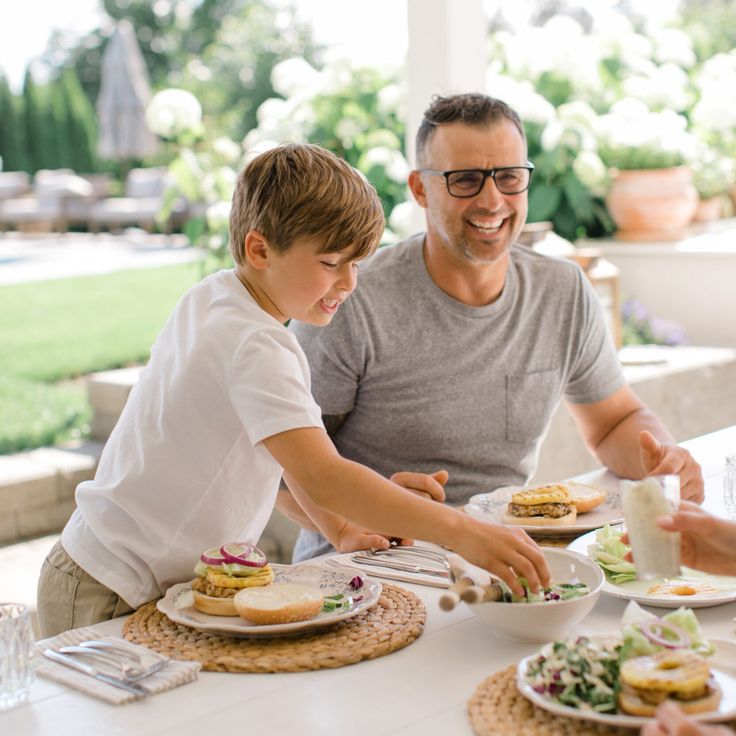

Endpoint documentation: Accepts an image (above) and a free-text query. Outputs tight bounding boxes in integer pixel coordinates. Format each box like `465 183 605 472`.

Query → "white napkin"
321 548 451 589
35 626 201 705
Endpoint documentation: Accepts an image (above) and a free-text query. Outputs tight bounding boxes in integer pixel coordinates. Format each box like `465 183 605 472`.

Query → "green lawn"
0 263 201 454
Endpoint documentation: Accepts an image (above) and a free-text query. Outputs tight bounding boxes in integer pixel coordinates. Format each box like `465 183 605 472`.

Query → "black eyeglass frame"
418 162 535 197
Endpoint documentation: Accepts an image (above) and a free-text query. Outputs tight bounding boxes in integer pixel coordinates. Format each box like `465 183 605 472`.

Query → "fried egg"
646 579 722 597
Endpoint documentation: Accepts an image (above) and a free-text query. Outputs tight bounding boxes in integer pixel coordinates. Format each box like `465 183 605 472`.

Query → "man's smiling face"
418 119 529 266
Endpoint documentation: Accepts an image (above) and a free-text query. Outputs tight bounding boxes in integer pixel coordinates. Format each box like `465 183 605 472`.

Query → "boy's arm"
275 486 320 531
282 473 394 552
262 426 550 596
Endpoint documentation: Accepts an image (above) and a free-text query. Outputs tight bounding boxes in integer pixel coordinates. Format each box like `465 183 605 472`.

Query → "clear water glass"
725 454 736 520
621 475 681 580
0 603 35 711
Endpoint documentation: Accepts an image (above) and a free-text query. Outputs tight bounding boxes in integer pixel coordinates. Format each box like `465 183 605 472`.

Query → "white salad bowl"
467 548 604 643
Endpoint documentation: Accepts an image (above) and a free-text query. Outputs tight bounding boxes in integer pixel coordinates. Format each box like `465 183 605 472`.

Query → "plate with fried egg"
568 528 736 608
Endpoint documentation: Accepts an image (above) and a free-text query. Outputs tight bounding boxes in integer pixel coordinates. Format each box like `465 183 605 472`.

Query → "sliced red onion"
349 575 365 590
219 542 267 568
200 547 227 566
639 619 691 649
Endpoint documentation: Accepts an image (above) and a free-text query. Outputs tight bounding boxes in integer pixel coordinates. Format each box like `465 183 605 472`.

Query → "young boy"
37 143 549 637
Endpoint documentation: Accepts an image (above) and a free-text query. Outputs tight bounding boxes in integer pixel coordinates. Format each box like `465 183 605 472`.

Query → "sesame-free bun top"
569 483 608 514
234 583 324 625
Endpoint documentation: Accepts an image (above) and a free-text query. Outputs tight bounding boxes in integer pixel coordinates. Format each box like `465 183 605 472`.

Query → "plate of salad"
158 564 382 637
567 525 736 608
517 601 736 727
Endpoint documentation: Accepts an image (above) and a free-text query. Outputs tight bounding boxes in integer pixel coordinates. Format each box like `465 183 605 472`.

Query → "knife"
42 648 148 698
350 555 450 578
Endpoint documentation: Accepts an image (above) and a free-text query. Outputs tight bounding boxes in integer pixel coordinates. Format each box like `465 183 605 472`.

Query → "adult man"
284 93 703 561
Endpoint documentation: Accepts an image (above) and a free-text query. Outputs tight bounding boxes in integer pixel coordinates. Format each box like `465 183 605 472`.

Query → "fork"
58 643 168 682
372 545 450 569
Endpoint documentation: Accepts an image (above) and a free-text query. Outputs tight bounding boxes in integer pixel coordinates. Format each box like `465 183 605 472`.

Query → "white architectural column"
405 0 488 167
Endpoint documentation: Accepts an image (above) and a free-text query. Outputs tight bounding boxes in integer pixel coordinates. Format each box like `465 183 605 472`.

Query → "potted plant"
690 145 733 222
595 99 698 241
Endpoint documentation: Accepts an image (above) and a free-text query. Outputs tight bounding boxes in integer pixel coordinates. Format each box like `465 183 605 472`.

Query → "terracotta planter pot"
692 196 723 223
605 166 698 241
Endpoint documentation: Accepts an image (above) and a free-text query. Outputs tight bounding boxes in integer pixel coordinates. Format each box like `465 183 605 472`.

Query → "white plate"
157 563 382 638
568 528 736 608
465 482 623 537
517 642 736 728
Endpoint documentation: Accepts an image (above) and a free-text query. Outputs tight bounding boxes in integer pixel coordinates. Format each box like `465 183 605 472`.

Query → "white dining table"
5 425 736 736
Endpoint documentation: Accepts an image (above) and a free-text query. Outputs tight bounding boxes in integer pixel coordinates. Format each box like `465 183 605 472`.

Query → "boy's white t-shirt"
62 270 323 608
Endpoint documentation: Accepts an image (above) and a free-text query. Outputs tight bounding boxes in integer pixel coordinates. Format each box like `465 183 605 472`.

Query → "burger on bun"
503 484 577 527
191 542 273 616
618 649 721 716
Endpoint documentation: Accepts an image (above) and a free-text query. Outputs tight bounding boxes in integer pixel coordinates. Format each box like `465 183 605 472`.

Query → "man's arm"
566 384 704 502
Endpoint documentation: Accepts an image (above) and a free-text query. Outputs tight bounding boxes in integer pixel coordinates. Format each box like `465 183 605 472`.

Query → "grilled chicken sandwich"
191 544 274 616
502 484 577 526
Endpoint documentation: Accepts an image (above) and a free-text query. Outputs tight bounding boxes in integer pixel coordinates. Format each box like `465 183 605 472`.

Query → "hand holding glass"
621 475 681 580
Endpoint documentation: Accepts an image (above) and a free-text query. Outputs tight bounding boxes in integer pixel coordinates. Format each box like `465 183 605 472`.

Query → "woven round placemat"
468 666 736 736
122 583 425 673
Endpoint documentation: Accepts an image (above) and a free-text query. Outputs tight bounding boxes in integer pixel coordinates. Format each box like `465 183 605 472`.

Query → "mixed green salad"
523 601 713 713
502 578 591 603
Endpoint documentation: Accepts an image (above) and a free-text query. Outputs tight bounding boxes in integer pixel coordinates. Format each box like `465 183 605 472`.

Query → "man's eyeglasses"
419 163 535 197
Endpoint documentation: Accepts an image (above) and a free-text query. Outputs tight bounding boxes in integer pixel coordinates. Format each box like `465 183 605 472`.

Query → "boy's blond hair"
229 143 385 266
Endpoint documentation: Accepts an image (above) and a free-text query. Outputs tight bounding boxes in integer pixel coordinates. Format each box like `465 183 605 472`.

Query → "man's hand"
390 469 448 502
639 430 704 503
454 517 550 597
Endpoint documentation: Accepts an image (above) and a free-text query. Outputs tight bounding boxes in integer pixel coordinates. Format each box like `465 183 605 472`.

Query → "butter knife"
350 555 450 578
42 649 148 698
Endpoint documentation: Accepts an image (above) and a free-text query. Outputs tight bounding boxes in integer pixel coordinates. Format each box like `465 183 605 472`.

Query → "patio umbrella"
96 19 160 162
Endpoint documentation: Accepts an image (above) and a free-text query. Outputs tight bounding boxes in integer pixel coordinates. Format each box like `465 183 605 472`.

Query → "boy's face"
259 237 361 326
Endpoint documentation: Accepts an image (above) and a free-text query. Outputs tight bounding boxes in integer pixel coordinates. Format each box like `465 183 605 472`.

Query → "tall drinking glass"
724 454 736 520
621 475 681 580
0 603 35 711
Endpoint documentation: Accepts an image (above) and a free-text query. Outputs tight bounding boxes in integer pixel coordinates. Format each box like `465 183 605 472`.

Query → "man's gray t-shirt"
290 233 625 561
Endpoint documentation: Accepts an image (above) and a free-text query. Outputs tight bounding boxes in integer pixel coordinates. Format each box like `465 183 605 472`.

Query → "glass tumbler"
725 454 736 520
0 603 35 711
621 474 681 580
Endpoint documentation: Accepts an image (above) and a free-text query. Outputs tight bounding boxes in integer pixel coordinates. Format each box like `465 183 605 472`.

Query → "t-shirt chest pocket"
505 368 562 444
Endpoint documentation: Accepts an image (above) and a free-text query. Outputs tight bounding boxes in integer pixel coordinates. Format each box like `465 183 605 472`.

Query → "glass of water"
0 603 35 711
621 475 681 580
724 454 736 520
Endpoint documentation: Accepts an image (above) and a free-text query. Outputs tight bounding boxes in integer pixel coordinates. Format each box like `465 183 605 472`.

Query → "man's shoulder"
361 233 424 277
510 243 583 285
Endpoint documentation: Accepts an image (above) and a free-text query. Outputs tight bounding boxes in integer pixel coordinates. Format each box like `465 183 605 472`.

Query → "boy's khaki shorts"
36 540 134 638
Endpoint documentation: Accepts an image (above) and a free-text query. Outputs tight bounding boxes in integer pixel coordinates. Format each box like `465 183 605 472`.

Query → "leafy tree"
59 68 98 172
0 75 29 172
22 69 53 173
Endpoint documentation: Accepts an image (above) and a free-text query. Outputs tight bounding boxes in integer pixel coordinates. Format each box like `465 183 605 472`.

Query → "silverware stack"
349 545 451 585
42 639 170 699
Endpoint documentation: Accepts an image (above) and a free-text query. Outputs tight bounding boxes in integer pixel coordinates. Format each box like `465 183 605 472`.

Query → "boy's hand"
454 517 550 598
333 520 399 553
390 469 448 502
639 430 704 503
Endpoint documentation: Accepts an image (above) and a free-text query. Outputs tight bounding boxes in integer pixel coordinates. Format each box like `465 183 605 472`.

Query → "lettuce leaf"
619 600 714 660
589 526 637 584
